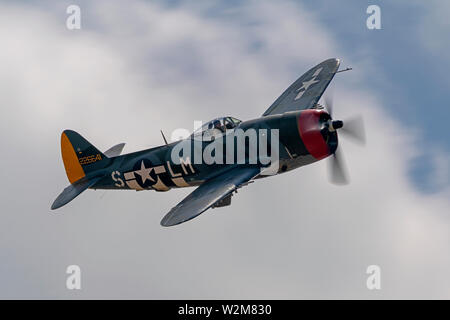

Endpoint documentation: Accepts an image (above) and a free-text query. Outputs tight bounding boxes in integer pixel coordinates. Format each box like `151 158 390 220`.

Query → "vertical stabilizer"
60 130 108 183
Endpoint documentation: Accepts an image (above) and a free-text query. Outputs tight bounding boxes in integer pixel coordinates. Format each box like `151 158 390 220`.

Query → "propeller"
323 93 365 185
324 94 334 118
339 116 366 145
329 147 349 185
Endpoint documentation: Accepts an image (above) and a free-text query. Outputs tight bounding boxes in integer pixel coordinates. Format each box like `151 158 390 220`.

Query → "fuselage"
90 109 338 192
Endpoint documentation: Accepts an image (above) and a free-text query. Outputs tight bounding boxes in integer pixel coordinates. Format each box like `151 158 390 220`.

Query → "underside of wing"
160 166 260 227
262 58 340 116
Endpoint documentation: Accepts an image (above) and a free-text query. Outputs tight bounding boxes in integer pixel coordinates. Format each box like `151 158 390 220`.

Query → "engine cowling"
297 109 338 160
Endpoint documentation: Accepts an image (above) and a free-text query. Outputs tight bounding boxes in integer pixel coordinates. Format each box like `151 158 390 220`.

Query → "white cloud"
0 0 448 298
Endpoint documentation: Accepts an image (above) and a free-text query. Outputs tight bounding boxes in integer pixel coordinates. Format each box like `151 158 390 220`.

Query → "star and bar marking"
294 67 323 101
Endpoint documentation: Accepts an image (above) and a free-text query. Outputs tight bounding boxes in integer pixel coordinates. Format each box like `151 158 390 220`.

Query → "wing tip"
160 216 186 227
322 57 341 69
160 217 172 227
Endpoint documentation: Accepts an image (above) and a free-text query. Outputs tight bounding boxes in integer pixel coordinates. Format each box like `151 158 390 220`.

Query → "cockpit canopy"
191 116 242 141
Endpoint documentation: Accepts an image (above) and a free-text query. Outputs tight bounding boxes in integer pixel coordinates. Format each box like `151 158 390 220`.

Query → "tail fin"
61 130 109 184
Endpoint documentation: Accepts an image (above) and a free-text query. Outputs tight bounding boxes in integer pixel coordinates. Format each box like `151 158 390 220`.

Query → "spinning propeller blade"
323 93 366 185
328 147 349 185
339 116 366 145
324 94 334 118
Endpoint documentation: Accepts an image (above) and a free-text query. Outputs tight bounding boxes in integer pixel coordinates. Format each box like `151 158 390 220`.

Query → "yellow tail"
60 130 107 184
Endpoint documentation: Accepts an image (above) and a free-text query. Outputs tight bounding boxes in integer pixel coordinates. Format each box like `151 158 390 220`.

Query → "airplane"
51 58 365 226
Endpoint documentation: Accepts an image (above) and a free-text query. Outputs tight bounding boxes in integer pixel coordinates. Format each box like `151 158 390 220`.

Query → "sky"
0 0 449 299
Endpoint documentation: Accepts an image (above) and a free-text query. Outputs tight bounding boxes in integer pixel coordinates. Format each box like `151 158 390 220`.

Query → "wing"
262 58 340 116
160 166 260 227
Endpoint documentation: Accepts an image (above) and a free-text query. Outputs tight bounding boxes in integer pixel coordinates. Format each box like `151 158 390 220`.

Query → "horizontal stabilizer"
51 176 102 210
104 143 126 157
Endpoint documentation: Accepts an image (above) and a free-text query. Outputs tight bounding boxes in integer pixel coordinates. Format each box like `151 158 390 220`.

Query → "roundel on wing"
132 159 157 188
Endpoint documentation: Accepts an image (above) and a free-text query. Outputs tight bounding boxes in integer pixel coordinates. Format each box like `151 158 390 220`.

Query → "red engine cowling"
297 109 332 160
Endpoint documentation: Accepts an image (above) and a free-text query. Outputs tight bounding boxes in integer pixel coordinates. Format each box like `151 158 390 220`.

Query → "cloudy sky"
0 0 449 299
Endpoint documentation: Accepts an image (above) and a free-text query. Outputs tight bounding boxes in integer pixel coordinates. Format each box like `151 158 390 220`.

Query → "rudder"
61 130 109 183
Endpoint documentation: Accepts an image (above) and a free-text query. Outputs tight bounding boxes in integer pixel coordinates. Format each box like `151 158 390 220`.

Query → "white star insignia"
294 67 323 101
134 160 155 184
